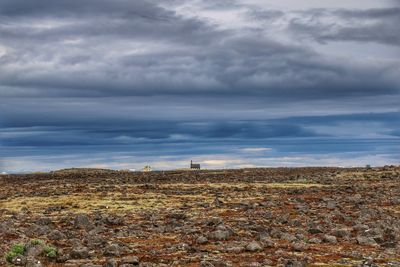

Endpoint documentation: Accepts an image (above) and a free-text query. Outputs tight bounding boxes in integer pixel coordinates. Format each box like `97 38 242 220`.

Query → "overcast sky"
1 0 399 172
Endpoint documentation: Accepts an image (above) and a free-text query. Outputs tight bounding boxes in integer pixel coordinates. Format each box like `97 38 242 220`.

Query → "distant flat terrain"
1 167 400 266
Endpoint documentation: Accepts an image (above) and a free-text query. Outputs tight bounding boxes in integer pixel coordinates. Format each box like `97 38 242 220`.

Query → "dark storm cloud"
0 0 399 99
3 112 399 148
0 121 319 147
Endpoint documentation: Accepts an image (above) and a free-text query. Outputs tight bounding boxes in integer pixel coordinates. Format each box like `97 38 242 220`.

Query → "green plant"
4 243 25 263
11 244 25 255
5 251 17 263
30 239 43 246
43 245 57 258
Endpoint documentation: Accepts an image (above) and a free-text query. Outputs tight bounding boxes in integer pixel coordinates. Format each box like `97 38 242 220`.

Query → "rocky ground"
1 166 400 267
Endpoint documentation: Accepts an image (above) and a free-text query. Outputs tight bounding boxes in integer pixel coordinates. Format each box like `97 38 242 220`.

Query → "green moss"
43 245 57 258
5 251 17 263
30 239 43 246
4 243 25 263
11 244 25 255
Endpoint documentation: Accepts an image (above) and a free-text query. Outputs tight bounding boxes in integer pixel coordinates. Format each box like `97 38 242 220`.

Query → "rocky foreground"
1 167 400 267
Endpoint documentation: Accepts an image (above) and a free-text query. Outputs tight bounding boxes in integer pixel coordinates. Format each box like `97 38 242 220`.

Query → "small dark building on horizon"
190 160 200 170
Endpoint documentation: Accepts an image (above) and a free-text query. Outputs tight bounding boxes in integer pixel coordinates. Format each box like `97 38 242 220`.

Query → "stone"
353 224 369 232
26 259 45 267
121 256 139 265
208 230 231 241
245 241 263 252
225 246 245 253
308 227 323 234
25 244 45 258
282 233 297 242
12 255 27 266
85 235 107 249
103 244 123 257
356 236 378 246
206 217 223 226
308 237 321 244
70 247 90 259
331 228 351 238
74 214 94 230
196 236 208 244
260 236 275 248
103 259 118 267
36 217 53 226
102 215 124 225
283 259 306 267
56 249 71 263
322 235 337 244
292 242 308 252
48 229 66 240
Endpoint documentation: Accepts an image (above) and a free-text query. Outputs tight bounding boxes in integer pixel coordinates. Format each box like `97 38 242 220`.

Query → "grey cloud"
1 0 399 172
288 8 400 46
0 1 398 100
1 34 398 99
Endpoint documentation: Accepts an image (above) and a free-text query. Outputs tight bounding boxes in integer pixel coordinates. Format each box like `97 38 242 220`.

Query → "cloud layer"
0 0 399 172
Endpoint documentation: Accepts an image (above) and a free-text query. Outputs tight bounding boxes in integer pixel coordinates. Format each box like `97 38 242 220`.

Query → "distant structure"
190 160 200 170
142 165 152 172
366 164 371 169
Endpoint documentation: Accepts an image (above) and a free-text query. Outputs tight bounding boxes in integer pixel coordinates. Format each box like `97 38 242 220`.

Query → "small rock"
356 236 378 246
102 215 124 225
103 244 123 257
260 236 275 248
308 237 321 244
292 242 308 252
281 233 297 242
103 259 118 267
245 241 263 252
283 259 306 267
322 235 337 244
36 217 53 226
26 260 45 267
121 256 139 265
208 230 231 241
74 214 93 230
12 255 27 266
308 227 323 234
70 247 90 259
81 264 103 267
25 244 44 258
225 246 245 253
196 236 208 244
331 228 351 238
48 229 66 240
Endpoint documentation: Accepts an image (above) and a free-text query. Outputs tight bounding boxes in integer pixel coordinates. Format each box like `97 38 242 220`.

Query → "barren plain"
1 167 400 266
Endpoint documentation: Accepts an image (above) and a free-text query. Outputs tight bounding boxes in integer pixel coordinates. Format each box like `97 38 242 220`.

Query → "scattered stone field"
1 166 400 266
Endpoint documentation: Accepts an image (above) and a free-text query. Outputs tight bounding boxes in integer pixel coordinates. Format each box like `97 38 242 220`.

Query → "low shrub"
5 243 25 263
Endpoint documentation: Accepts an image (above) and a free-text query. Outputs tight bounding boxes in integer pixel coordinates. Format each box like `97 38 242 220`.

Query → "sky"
0 0 399 172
